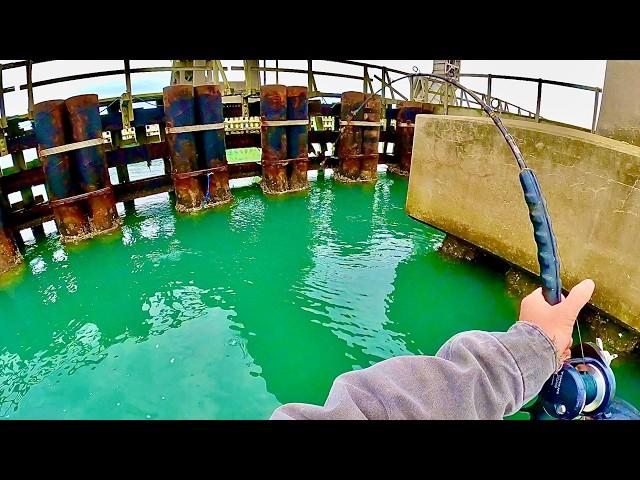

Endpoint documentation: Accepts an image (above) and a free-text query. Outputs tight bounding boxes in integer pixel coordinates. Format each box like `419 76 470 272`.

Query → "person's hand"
519 279 595 363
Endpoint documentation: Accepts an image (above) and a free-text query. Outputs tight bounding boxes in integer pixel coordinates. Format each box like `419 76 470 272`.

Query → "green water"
1 170 638 419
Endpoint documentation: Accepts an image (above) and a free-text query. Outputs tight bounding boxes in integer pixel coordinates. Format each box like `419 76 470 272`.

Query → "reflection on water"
0 171 638 419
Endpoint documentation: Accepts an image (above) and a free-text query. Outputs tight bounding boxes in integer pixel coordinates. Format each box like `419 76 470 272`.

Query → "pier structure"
5 59 633 336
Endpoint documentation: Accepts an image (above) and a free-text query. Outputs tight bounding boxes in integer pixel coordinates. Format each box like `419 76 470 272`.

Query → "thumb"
561 279 595 319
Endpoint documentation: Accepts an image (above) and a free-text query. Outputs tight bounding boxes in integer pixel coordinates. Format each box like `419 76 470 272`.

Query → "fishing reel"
530 338 640 420
538 338 617 419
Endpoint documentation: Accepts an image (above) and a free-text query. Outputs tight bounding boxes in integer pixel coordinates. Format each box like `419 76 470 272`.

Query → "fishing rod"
345 69 560 302
344 68 639 420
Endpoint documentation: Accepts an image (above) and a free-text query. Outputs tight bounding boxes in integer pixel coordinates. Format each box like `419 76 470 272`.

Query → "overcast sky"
0 60 607 129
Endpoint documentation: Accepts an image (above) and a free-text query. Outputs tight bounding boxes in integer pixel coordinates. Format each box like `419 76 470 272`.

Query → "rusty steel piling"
0 189 21 275
65 94 120 235
286 86 309 192
33 99 91 241
163 85 204 212
360 94 381 181
389 101 423 176
194 84 232 207
260 85 288 194
336 91 365 182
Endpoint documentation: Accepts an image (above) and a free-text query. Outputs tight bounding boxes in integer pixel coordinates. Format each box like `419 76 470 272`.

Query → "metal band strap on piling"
165 123 226 134
261 119 309 127
339 120 381 127
397 122 415 128
261 156 309 166
346 153 379 161
48 186 112 208
172 164 229 180
38 137 111 157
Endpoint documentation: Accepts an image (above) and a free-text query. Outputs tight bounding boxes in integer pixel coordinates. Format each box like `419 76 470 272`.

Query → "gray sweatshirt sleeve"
269 321 558 420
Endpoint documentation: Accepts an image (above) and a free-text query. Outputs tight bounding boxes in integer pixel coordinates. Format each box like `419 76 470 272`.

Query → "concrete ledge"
406 115 640 332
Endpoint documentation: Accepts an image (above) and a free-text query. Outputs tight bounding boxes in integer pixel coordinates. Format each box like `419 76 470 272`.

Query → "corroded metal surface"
336 91 381 183
336 91 364 183
289 159 309 192
204 168 232 208
194 84 231 206
163 85 203 212
286 86 310 192
260 85 287 162
388 101 423 176
33 99 90 239
261 162 288 194
260 85 310 195
0 197 21 274
361 94 381 181
195 84 226 167
286 86 309 159
86 191 119 234
65 95 108 192
65 94 120 234
0 229 21 275
260 85 288 194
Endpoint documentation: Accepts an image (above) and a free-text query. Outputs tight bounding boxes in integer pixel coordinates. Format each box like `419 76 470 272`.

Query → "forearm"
270 322 558 420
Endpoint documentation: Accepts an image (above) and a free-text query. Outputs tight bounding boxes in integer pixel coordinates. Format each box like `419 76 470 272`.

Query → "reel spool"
539 339 619 420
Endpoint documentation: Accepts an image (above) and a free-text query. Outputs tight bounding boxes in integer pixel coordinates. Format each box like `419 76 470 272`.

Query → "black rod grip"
519 169 562 305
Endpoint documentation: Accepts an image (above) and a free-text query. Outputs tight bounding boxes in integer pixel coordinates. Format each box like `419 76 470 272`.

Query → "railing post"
26 60 34 120
486 74 492 107
124 60 132 97
275 59 279 84
444 82 449 115
381 67 387 103
0 64 7 129
363 66 368 94
535 79 542 122
263 60 267 84
591 89 600 133
307 60 313 94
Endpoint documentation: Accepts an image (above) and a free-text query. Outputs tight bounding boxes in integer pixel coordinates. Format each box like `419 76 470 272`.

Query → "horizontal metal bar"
459 73 601 92
231 65 366 82
0 60 49 70
321 60 408 76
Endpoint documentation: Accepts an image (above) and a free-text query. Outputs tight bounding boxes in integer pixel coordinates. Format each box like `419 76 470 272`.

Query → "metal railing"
0 60 603 133
457 73 602 132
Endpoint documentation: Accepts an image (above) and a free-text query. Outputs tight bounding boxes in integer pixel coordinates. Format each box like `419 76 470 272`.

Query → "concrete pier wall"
597 61 640 146
406 115 640 332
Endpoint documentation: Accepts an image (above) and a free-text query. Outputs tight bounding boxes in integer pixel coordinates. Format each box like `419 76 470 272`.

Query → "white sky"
0 60 607 129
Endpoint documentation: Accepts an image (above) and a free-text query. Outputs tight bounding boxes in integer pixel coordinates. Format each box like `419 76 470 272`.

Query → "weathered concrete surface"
597 61 640 146
407 115 640 332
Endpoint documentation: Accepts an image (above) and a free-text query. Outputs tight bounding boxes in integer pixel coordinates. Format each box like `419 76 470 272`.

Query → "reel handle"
518 169 562 305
